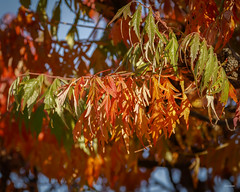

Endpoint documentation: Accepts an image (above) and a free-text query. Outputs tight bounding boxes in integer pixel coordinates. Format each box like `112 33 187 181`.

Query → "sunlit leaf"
55 82 74 129
66 27 75 49
22 75 44 118
220 79 229 104
144 7 156 49
166 31 178 72
108 2 132 25
7 77 20 110
130 5 142 41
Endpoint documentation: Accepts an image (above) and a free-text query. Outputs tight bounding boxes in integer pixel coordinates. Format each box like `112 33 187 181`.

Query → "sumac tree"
1 0 240 191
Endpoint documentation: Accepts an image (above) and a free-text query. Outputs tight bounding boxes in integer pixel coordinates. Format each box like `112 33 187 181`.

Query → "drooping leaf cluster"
180 33 232 104
8 2 237 153
9 73 188 150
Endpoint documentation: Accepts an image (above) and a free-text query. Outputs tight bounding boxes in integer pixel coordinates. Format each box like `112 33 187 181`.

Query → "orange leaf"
73 115 83 142
74 77 85 106
229 83 237 103
180 94 192 130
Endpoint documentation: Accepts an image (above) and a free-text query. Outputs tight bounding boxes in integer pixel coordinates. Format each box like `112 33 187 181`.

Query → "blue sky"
0 0 94 40
0 0 20 18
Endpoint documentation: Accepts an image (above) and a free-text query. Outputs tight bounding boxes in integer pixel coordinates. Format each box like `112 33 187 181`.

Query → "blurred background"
1 0 240 191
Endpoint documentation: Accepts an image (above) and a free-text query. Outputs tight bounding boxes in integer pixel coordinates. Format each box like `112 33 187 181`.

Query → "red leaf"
107 76 117 98
73 115 83 142
233 102 240 128
74 77 85 106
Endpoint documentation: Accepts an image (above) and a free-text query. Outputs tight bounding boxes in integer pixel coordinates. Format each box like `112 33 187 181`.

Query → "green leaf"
37 0 48 22
37 0 47 9
108 2 132 25
220 75 229 104
30 104 45 135
16 76 29 111
144 7 156 49
77 136 90 155
49 109 73 155
210 67 226 94
166 31 178 72
130 5 142 41
55 83 73 129
63 130 74 156
144 41 152 64
50 0 61 37
202 47 215 92
7 77 20 110
190 34 200 69
122 46 134 68
66 27 75 49
181 34 193 49
44 78 61 110
20 0 31 8
50 112 65 141
155 45 160 65
50 106 75 153
63 109 76 130
179 33 193 63
122 3 131 20
210 55 219 87
194 40 208 77
22 75 44 118
135 57 149 74
155 28 167 44
131 43 141 65
22 79 38 110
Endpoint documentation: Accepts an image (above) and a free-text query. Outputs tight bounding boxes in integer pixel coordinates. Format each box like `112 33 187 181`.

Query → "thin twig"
17 71 134 81
18 72 74 81
87 16 103 41
48 20 106 30
134 144 152 153
225 118 236 131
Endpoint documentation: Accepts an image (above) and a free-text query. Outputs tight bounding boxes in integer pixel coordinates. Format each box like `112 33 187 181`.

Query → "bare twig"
134 144 152 153
18 72 74 81
48 20 106 30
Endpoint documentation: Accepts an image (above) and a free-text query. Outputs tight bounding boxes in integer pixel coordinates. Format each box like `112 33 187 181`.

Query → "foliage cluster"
1 0 240 191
